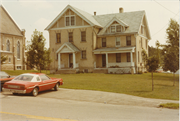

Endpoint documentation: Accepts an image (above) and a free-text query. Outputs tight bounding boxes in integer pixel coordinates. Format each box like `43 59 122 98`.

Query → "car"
2 73 63 96
0 71 15 91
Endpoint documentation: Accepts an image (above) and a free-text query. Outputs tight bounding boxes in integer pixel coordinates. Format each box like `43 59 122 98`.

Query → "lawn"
3 70 179 100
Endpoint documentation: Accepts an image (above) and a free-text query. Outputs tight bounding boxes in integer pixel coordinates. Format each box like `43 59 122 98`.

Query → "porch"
93 46 136 74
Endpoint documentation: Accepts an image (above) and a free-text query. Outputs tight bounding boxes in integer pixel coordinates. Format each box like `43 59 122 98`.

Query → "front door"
69 54 73 68
102 54 106 67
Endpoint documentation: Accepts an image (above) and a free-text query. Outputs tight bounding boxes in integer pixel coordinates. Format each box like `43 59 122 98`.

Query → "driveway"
2 88 177 108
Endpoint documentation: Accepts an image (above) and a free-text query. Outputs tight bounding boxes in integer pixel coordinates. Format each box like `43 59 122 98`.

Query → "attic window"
141 25 144 34
65 15 75 26
111 24 123 33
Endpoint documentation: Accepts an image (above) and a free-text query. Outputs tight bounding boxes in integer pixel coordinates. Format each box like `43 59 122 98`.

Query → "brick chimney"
94 12 96 16
119 8 123 13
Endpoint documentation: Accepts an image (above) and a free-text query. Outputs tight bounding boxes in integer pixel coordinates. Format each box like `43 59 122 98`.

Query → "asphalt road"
0 88 179 121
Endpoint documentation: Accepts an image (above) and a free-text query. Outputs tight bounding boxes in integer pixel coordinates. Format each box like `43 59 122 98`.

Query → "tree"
146 56 159 91
162 19 179 86
1 55 7 65
26 29 51 72
44 48 52 74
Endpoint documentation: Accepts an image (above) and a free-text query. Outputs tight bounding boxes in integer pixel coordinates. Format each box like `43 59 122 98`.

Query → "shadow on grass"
133 90 152 93
155 84 173 87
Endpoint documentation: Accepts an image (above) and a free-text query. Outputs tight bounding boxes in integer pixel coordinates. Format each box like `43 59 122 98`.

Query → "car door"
39 75 55 90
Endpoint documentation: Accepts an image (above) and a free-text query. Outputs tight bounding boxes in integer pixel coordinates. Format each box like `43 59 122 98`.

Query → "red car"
0 71 15 91
2 73 63 96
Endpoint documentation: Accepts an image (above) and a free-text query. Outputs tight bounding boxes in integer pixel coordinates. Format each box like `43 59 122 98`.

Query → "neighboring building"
45 5 151 74
0 5 26 70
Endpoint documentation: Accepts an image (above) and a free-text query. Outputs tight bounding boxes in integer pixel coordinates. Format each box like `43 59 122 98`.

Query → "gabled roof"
56 42 80 53
45 5 102 30
0 5 23 36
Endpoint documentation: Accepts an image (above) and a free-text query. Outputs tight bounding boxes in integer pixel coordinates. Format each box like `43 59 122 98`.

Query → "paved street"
0 88 179 121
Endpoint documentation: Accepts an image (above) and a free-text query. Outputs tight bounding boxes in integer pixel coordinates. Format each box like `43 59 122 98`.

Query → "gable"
50 9 90 29
0 5 22 36
45 5 102 30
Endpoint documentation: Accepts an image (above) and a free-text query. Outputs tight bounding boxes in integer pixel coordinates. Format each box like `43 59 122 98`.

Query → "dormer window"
110 24 123 33
65 16 75 26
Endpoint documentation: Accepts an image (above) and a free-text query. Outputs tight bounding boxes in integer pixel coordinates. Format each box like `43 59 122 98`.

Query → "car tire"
31 87 38 96
13 93 18 95
54 83 59 91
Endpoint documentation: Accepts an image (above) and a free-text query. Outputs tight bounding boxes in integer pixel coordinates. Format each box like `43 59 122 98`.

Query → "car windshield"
14 75 33 81
0 71 9 79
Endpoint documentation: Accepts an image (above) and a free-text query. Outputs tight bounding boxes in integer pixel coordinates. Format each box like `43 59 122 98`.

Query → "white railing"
108 62 134 68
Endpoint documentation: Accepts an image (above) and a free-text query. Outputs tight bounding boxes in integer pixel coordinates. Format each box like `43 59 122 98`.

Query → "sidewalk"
37 88 179 108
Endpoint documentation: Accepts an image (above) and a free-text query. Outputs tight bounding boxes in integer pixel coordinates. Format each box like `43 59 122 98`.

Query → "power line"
152 11 179 37
153 0 177 15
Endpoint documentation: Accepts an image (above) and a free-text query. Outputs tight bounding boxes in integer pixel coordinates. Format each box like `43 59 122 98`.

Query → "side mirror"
8 76 11 78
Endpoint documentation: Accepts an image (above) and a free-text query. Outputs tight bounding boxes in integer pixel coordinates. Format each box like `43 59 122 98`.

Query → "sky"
1 0 179 48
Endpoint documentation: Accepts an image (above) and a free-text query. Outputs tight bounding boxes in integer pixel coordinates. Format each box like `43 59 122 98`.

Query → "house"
45 5 151 74
0 5 26 70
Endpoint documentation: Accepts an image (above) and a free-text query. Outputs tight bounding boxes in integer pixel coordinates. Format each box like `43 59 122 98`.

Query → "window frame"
65 15 76 26
81 50 86 59
102 38 106 47
126 36 131 46
126 53 130 62
81 31 86 42
68 32 73 42
116 53 121 63
116 37 120 47
17 41 20 59
56 33 61 43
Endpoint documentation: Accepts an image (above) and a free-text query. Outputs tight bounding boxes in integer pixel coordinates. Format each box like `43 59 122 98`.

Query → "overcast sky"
1 0 179 48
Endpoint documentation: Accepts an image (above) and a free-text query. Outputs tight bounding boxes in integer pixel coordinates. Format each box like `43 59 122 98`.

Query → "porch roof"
56 42 80 53
93 46 135 54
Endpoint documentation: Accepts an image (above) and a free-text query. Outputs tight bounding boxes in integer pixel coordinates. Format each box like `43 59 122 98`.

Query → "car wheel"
32 87 38 96
13 93 18 95
54 83 59 91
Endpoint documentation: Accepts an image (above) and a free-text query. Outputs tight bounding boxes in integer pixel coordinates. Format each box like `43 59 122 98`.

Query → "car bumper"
2 88 26 94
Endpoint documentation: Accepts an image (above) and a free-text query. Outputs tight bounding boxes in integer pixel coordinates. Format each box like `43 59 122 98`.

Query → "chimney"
94 12 96 16
119 7 123 13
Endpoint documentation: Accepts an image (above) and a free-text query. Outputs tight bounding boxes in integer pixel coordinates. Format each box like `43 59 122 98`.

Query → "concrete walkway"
36 88 179 108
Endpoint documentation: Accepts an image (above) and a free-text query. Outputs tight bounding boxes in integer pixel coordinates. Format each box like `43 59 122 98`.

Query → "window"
146 39 148 49
66 17 69 26
6 40 10 51
40 75 50 81
126 53 130 62
116 53 121 63
69 32 73 42
17 41 20 59
56 53 58 60
116 37 120 46
17 66 21 70
56 33 61 43
65 16 75 26
102 38 106 47
71 16 75 26
116 25 121 32
141 25 144 34
111 26 115 33
126 36 131 46
141 38 143 48
81 50 86 59
9 57 11 63
36 77 41 82
81 31 86 42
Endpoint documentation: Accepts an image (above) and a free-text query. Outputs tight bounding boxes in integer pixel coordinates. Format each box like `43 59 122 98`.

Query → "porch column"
73 52 76 69
58 53 61 70
130 52 133 64
106 53 108 68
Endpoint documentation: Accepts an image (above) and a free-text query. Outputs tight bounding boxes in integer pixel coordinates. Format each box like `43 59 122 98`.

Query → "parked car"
0 71 15 91
2 73 63 96
155 68 163 73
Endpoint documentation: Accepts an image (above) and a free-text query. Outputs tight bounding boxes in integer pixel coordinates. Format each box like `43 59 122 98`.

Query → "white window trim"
65 15 76 27
115 37 121 47
110 24 124 33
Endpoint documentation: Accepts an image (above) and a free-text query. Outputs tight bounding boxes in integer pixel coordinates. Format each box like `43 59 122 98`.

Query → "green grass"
159 103 179 109
3 70 179 100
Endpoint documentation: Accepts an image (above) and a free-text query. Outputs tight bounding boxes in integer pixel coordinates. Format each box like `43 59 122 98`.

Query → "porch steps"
56 69 76 74
93 68 108 73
